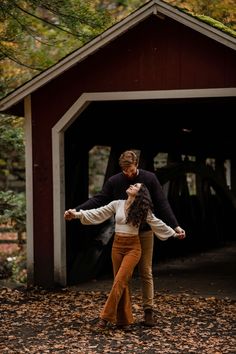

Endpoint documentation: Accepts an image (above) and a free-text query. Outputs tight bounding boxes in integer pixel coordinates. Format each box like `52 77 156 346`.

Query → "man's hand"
174 226 186 240
64 209 76 220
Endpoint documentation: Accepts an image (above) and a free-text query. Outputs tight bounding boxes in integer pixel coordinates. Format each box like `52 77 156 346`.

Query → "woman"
65 183 179 330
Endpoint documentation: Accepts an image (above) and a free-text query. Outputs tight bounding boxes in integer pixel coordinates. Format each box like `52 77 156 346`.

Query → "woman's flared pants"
100 233 141 325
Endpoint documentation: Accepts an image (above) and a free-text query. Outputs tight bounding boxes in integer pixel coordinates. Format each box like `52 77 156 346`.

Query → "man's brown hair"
119 150 139 169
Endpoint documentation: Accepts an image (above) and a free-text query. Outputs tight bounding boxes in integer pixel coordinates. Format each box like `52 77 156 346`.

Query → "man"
65 150 186 326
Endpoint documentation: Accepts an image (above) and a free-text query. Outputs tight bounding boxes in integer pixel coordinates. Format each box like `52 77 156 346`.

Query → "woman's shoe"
116 324 132 332
96 318 108 330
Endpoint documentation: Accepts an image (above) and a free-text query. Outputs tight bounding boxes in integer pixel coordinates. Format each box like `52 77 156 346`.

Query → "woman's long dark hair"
126 184 154 228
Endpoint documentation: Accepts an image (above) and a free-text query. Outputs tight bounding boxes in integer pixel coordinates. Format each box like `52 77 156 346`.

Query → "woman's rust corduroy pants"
100 233 141 325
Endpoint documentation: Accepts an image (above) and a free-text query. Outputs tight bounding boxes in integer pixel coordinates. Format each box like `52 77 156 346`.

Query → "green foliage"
0 0 111 97
0 115 25 188
0 115 25 157
166 0 236 30
0 252 27 283
195 14 236 37
0 253 12 279
0 0 111 65
0 115 26 235
7 252 27 283
0 190 26 234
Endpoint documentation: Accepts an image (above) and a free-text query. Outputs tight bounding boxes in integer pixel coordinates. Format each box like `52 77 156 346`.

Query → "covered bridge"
0 0 236 288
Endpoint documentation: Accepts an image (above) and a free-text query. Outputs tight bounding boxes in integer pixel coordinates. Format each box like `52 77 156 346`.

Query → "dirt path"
71 242 236 300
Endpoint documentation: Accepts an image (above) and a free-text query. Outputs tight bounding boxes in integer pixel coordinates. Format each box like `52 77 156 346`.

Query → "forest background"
0 0 235 285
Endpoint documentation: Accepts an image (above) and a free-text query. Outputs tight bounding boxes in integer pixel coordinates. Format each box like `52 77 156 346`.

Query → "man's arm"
64 178 114 220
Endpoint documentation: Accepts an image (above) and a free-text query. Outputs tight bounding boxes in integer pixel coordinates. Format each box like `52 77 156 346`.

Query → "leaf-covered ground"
0 286 235 354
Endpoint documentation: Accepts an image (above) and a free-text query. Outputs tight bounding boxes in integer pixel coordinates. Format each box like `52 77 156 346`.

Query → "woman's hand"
174 226 186 240
64 209 76 220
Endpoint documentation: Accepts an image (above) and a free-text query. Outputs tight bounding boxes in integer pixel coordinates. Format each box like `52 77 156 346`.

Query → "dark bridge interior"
64 96 236 284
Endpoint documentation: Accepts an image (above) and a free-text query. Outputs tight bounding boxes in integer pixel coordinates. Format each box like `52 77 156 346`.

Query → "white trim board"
52 87 236 286
24 95 34 286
